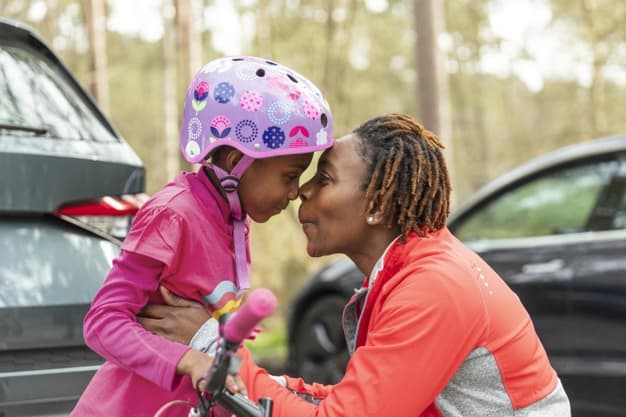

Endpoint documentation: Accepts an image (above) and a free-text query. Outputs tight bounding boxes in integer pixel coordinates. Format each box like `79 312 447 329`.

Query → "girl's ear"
224 148 245 172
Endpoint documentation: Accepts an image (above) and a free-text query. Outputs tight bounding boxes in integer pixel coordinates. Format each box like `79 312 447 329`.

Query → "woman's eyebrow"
317 158 333 172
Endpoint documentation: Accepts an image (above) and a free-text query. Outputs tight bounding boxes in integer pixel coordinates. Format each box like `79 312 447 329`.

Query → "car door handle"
521 259 565 274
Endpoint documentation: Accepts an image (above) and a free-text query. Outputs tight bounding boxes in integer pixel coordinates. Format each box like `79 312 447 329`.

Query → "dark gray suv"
287 134 626 417
0 18 145 417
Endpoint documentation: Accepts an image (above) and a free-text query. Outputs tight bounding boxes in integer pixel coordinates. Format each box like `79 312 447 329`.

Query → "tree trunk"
84 0 109 114
175 0 203 88
163 0 180 181
175 0 203 170
413 0 454 199
255 0 273 57
581 0 608 137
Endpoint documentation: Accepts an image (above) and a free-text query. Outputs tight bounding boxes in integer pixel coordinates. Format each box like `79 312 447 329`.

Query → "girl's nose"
287 183 299 201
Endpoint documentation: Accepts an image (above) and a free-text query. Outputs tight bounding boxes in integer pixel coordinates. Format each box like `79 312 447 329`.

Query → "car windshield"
0 40 116 142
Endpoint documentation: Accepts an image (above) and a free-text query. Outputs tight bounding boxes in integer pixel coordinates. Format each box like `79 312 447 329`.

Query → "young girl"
70 56 334 417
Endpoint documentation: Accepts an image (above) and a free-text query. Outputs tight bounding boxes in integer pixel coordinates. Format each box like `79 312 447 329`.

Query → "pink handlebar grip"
223 288 277 345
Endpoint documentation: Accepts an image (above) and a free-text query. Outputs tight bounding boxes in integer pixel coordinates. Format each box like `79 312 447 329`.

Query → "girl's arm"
83 249 195 390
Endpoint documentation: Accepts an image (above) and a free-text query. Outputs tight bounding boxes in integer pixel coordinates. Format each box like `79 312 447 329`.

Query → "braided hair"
353 113 451 240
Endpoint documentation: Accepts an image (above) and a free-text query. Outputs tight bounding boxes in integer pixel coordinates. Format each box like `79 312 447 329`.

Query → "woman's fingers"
139 303 174 319
136 315 161 332
225 375 248 397
160 286 203 308
138 287 211 344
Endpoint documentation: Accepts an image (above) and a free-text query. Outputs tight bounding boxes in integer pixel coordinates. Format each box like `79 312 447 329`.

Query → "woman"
139 113 571 416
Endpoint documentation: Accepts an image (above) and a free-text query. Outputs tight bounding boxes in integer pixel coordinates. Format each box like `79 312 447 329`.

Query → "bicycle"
154 288 276 417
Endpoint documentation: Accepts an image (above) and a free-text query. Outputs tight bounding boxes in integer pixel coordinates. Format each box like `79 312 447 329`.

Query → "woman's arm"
138 286 212 345
140 288 332 400
236 274 481 417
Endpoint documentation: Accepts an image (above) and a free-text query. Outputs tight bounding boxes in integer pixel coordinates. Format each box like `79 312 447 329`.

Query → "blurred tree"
83 0 109 113
444 0 491 201
163 0 179 181
174 0 203 173
549 0 626 138
413 0 454 200
3 0 626 322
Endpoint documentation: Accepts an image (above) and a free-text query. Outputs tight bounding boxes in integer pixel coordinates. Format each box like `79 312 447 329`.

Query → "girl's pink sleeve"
83 249 190 391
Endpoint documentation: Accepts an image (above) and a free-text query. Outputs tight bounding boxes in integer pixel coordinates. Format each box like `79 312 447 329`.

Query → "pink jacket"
71 170 249 417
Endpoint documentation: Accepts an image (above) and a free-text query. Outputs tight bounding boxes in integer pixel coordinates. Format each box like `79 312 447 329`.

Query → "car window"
0 41 116 142
454 159 620 241
614 178 626 229
0 217 117 307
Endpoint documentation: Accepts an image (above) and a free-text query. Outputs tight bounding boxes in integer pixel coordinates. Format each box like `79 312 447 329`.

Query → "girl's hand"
138 286 210 345
176 348 248 397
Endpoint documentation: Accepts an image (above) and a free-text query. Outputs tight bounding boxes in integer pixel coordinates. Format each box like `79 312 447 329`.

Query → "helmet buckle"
220 175 240 193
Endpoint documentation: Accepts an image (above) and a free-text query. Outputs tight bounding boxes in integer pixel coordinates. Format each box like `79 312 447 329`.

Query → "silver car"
0 18 145 417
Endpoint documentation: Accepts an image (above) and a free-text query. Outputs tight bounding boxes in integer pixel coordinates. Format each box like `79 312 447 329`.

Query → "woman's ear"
366 212 384 226
365 201 384 226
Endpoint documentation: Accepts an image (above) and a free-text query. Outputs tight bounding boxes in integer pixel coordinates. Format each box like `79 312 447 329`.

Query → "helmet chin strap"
204 154 255 290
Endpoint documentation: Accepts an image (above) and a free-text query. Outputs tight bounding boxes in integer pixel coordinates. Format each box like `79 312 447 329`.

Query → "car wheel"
292 294 350 384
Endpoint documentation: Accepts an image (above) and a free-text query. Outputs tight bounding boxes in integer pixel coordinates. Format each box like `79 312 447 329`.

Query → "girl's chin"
249 212 272 223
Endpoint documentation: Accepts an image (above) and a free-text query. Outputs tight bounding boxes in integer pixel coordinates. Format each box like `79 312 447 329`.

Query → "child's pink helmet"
180 56 334 163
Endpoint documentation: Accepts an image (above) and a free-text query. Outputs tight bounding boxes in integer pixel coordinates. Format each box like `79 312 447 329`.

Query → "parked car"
286 134 626 417
0 18 146 417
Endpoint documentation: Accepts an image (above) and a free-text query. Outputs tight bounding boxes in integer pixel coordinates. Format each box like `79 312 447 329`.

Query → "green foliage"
4 1 626 359
246 326 287 361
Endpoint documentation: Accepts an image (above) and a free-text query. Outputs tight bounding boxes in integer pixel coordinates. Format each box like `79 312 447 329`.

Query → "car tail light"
54 194 149 240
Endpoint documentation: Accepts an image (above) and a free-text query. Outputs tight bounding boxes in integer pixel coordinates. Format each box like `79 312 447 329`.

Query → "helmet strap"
204 154 254 290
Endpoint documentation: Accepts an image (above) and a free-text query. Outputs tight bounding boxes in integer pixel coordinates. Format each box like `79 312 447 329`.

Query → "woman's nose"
299 180 312 201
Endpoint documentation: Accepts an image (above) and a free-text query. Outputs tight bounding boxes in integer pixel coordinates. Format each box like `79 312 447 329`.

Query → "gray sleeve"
189 317 219 356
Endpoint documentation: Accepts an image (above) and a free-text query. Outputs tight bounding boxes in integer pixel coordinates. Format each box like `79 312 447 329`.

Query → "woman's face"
298 134 371 257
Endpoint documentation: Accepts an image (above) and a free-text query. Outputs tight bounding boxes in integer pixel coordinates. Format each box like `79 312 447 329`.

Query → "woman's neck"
346 229 401 277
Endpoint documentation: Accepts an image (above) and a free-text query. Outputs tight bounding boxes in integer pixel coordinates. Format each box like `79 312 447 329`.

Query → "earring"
366 215 375 225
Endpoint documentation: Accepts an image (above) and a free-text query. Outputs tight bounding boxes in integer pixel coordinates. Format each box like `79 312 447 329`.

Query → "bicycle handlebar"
198 288 277 417
223 288 277 345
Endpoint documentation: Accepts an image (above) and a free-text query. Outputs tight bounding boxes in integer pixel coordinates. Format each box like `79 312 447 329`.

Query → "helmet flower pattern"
192 81 209 112
210 115 232 138
214 82 235 104
240 90 263 112
301 97 320 120
263 126 286 149
179 56 334 164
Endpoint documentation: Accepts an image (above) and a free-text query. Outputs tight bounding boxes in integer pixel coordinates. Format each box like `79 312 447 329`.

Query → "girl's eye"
285 174 299 183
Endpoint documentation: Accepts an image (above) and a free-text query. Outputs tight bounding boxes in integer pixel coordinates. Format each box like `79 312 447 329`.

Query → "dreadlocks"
354 113 451 240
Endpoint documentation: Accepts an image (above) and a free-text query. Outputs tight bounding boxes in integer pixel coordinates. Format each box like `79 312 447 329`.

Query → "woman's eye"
317 172 331 184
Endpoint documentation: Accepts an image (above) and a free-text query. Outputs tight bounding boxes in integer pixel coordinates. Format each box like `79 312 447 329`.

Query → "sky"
27 0 626 92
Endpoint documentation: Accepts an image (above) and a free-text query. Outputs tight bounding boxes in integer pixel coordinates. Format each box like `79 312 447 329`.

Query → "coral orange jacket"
238 227 570 417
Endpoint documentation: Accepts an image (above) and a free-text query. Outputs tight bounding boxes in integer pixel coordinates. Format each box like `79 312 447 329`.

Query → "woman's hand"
138 286 211 345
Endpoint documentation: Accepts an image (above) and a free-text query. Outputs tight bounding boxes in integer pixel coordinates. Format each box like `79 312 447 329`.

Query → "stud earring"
366 215 375 225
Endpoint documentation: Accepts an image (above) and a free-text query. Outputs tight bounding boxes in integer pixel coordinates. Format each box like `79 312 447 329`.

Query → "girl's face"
298 134 371 257
239 153 313 223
